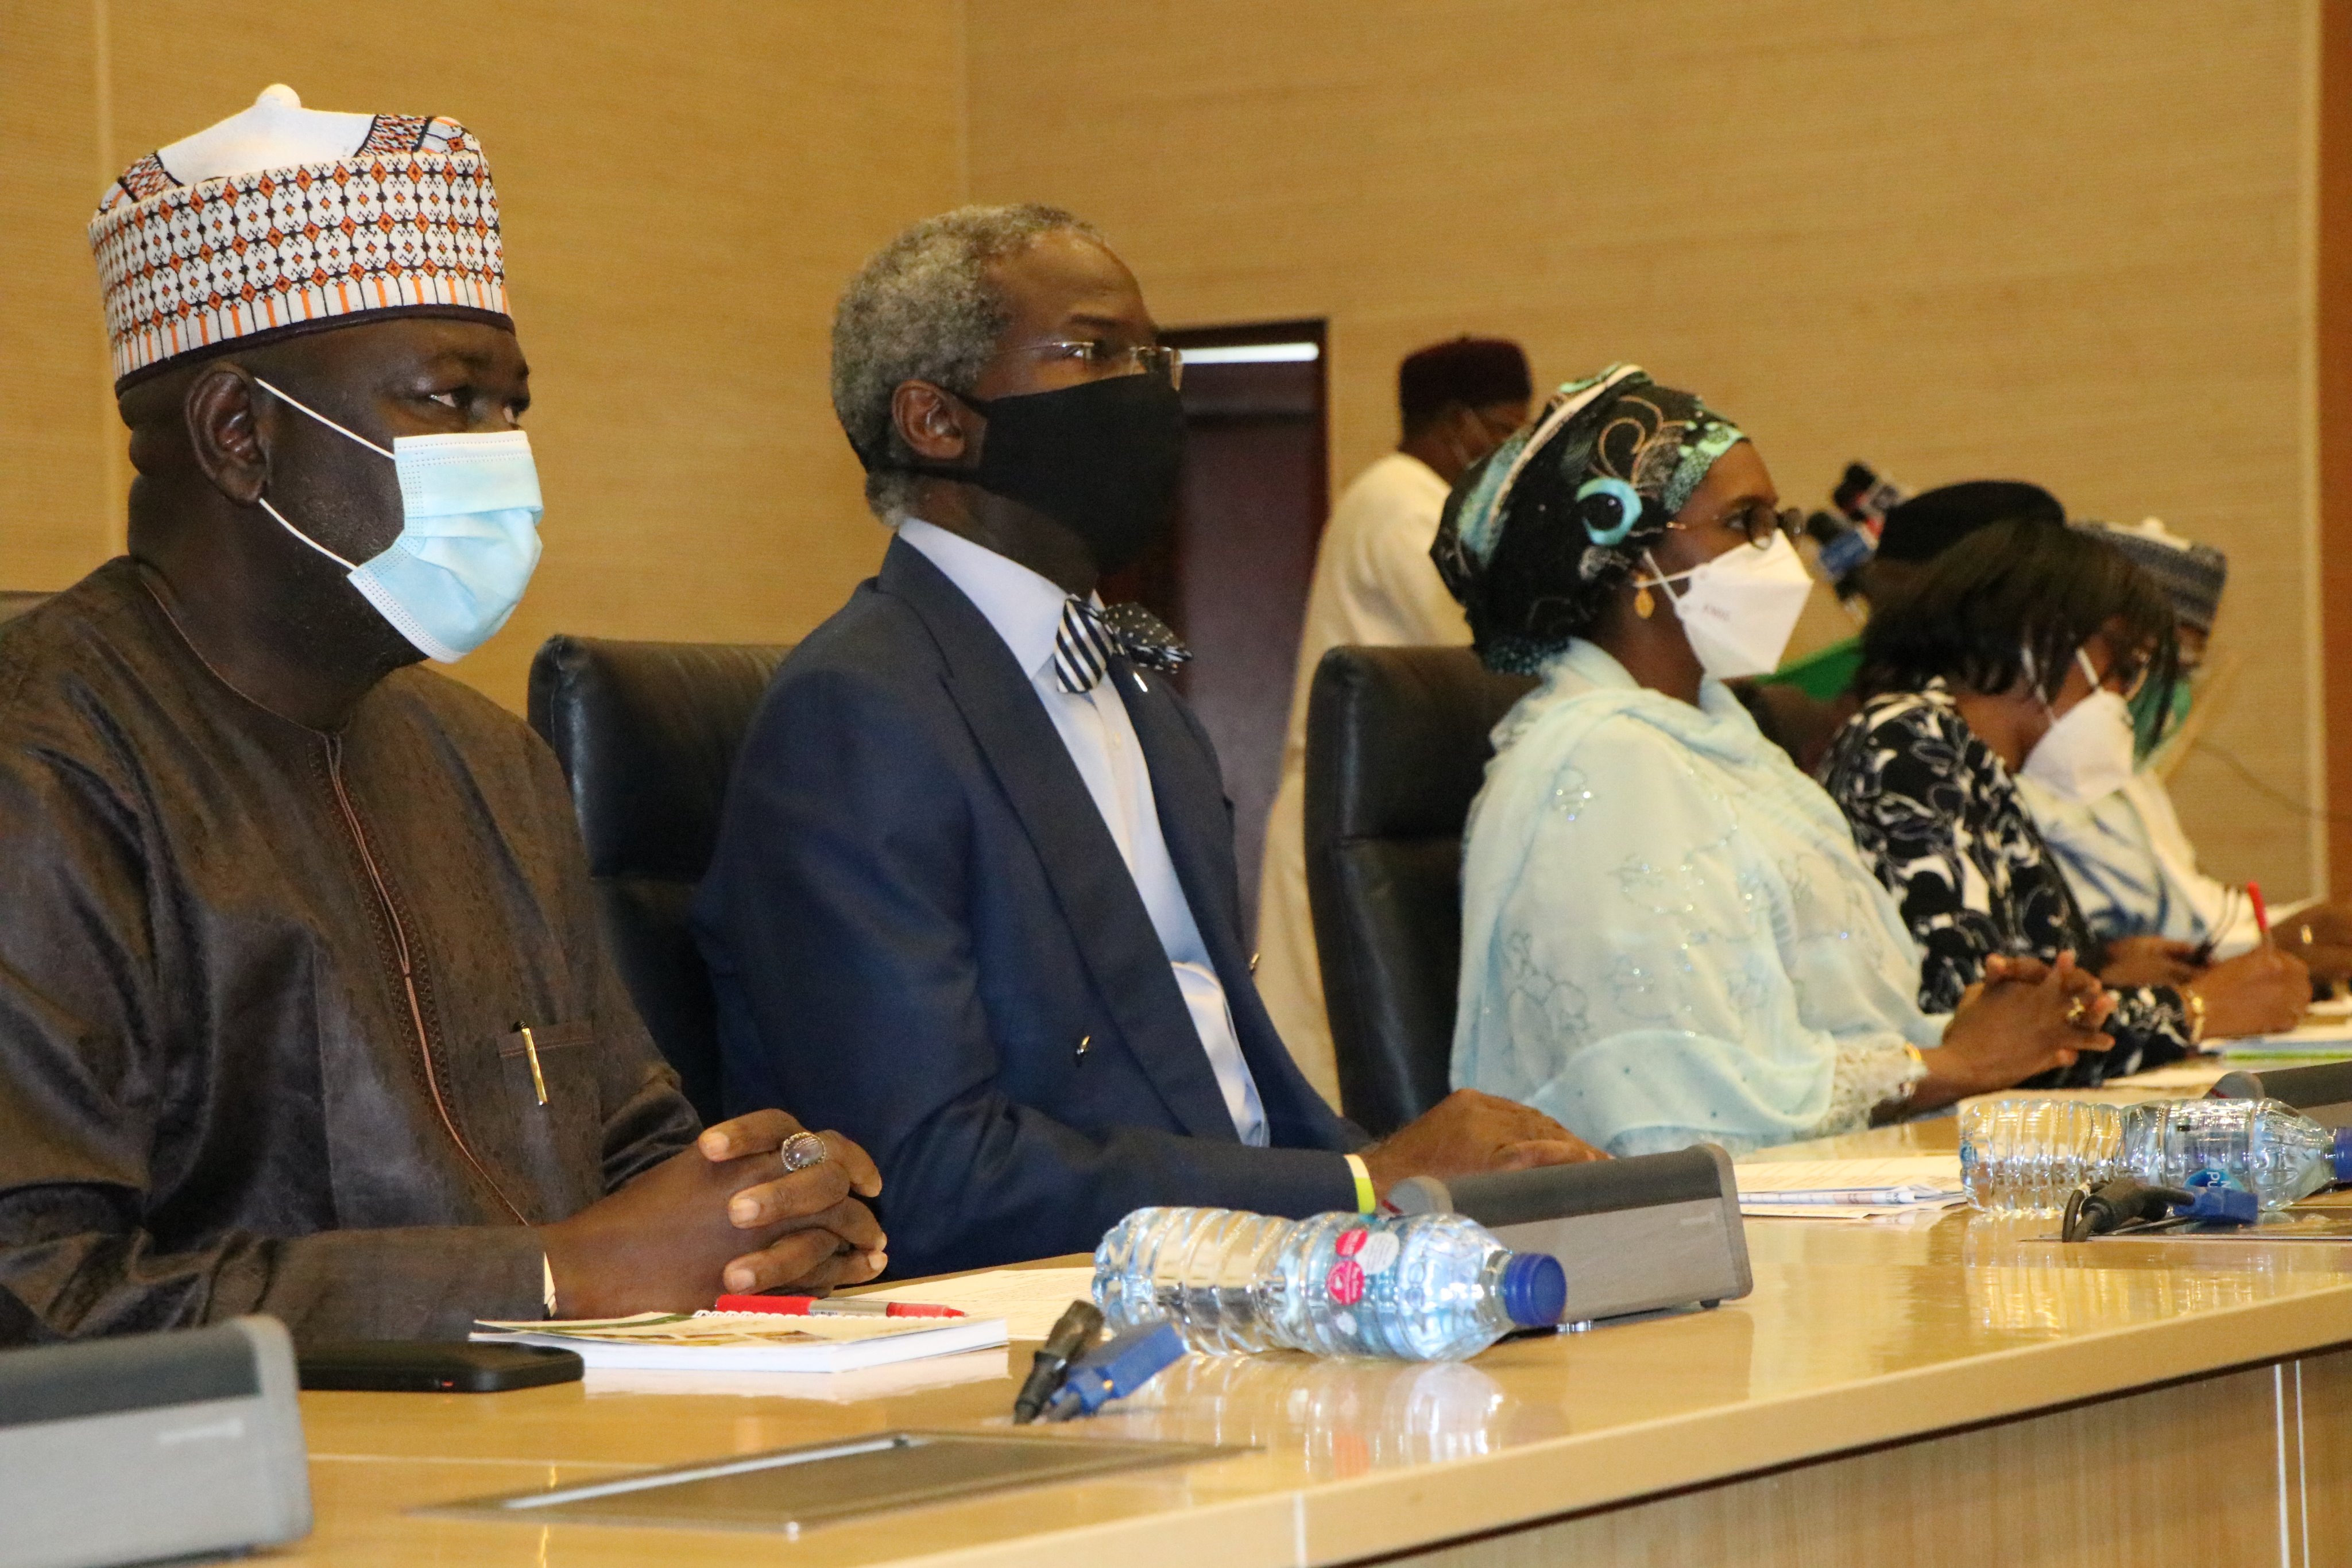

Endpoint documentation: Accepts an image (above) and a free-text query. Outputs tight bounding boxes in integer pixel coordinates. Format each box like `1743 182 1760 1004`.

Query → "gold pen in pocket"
516 1024 548 1107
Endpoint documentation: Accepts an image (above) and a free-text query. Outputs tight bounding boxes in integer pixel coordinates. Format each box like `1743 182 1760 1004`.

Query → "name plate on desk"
0 1316 312 1568
2211 1059 2352 1127
425 1429 1241 1534
1389 1145 1753 1326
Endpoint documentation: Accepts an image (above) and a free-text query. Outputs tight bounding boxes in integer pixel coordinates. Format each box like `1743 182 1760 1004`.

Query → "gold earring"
1634 584 1655 620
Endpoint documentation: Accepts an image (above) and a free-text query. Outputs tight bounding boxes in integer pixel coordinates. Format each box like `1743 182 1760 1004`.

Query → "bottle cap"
2330 1128 2352 1184
1500 1252 1568 1327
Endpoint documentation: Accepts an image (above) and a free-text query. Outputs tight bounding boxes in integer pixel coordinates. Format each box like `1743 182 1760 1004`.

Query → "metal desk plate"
419 1427 1244 1535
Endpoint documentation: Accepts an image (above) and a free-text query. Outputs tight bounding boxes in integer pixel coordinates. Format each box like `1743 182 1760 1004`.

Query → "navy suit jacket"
695 537 1363 1276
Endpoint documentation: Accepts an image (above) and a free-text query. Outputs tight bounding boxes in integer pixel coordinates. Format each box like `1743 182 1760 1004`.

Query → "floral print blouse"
1818 681 2189 1079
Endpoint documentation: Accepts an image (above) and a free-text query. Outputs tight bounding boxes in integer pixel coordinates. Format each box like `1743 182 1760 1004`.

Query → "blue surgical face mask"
252 378 543 664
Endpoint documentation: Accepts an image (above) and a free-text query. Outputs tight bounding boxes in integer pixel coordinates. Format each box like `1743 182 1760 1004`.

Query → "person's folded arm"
0 1186 547 1344
0 744 550 1342
698 663 1351 1277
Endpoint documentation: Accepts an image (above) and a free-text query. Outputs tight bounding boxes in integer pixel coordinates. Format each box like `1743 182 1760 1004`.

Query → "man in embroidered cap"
0 87 884 1344
695 209 1594 1279
1256 336 1533 1104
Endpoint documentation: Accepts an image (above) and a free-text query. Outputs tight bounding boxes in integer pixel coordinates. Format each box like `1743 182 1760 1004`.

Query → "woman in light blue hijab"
1433 366 2111 1156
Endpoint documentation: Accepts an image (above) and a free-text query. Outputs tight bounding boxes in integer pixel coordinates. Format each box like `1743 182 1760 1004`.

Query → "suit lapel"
1113 666 1336 1144
879 541 1236 1141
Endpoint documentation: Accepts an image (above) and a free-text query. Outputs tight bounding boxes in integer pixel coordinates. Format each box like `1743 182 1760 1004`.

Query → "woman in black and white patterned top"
1821 520 2310 1079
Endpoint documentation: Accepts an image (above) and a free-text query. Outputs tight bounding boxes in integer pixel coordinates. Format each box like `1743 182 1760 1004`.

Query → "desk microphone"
1012 1300 1103 1424
2062 1178 2257 1241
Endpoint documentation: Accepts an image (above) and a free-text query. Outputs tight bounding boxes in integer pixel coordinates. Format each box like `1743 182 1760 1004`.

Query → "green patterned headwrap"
1432 363 1746 673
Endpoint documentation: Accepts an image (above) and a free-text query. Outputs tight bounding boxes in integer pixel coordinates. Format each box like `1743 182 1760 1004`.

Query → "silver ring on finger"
779 1131 830 1174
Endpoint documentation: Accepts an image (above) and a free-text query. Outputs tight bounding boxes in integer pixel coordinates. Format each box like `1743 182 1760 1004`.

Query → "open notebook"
471 1310 1008 1373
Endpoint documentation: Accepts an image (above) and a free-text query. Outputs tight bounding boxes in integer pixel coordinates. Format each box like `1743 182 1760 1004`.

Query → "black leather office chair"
528 634 790 1123
1303 646 1536 1136
0 591 49 625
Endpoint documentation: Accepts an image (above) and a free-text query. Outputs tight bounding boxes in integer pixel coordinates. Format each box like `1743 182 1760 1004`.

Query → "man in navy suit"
696 205 1599 1277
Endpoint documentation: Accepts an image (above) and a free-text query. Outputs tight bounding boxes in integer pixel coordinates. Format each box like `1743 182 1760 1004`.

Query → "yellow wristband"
1344 1152 1376 1214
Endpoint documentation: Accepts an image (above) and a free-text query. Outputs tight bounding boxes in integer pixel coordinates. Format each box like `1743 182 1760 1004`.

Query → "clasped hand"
1916 952 2114 1108
538 1109 886 1317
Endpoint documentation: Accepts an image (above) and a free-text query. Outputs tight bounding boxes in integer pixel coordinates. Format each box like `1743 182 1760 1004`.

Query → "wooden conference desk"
287 1120 2352 1567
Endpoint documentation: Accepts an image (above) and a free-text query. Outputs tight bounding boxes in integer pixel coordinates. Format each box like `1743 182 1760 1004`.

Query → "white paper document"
470 1310 1008 1372
1732 1155 1966 1219
581 1348 1011 1402
854 1266 1101 1341
2106 1059 2233 1091
2221 1019 2352 1055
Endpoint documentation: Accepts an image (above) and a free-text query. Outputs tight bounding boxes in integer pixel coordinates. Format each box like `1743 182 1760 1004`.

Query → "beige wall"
968 0 2327 898
1 0 965 710
2 2 2329 896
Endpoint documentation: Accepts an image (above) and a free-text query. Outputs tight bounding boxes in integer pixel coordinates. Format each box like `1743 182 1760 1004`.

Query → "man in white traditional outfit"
1255 338 1532 1105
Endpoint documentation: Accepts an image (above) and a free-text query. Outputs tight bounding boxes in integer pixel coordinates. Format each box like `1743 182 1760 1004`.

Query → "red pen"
2248 881 2271 941
713 1293 964 1319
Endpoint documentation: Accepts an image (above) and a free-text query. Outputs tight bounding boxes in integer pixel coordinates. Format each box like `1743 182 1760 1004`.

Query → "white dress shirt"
898 519 1270 1145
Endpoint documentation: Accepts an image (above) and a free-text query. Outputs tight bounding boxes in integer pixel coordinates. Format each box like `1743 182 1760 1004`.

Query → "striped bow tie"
1053 598 1192 695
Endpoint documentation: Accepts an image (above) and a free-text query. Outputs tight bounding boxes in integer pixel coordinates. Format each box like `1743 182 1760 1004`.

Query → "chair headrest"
527 634 790 880
1305 646 1536 842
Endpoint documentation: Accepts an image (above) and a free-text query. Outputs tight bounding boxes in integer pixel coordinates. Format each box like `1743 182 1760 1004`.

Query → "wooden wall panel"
2 0 966 710
968 0 2325 896
1391 1361 2307 1567
0 0 115 591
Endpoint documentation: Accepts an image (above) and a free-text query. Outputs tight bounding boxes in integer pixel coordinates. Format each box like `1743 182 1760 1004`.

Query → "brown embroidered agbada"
0 562 697 1342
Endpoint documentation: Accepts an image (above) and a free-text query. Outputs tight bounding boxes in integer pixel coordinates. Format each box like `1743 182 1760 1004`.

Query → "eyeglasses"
2083 648 2153 702
1672 499 1804 551
1023 340 1183 389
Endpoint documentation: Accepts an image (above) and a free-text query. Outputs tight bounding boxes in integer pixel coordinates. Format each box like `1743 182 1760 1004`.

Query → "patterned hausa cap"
2076 516 2229 635
89 84 508 390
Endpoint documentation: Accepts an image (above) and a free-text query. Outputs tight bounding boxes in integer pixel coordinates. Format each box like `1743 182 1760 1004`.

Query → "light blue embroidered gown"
1451 641 1943 1156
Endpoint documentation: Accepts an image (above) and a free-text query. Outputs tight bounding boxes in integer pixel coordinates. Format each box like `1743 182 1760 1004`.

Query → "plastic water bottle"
1092 1207 1567 1362
2119 1099 2352 1210
1962 1097 2352 1213
1958 1099 2125 1212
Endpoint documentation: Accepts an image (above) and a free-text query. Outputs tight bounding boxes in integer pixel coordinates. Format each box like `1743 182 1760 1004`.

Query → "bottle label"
1324 1225 1401 1307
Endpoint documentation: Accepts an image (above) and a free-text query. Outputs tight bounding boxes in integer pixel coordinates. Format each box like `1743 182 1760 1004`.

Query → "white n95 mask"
252 378 544 664
1638 531 1815 680
2021 647 2137 803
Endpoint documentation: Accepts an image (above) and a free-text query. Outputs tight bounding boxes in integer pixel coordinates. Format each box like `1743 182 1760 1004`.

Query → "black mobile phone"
296 1340 583 1393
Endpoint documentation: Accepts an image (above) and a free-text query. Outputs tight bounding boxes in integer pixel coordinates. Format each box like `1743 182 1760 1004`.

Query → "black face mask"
934 374 1188 575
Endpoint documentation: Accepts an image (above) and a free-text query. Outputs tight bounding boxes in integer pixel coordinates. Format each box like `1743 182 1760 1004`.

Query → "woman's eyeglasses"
1673 500 1804 550
2085 648 2153 702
